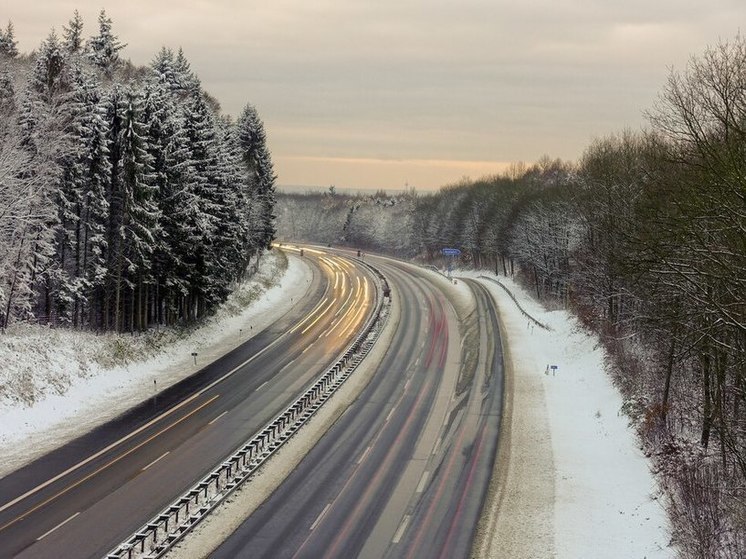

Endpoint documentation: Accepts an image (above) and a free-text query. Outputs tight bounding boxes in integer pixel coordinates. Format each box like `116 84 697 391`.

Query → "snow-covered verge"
458 271 672 559
0 250 312 477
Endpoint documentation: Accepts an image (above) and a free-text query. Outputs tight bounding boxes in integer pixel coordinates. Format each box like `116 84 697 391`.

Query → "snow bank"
0 251 312 476
458 271 672 559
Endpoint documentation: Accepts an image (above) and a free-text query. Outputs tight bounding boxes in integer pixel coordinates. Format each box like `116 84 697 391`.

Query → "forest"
0 11 276 332
276 37 745 559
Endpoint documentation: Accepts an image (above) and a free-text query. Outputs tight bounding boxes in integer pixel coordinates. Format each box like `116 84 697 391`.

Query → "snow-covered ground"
456 271 672 558
0 251 313 477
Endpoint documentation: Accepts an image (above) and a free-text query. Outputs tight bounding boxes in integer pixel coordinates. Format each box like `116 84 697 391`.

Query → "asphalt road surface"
0 249 377 559
211 255 504 559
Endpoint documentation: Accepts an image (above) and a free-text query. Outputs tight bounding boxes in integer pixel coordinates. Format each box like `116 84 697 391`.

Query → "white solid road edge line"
142 452 170 471
310 503 332 532
37 512 80 541
392 514 411 544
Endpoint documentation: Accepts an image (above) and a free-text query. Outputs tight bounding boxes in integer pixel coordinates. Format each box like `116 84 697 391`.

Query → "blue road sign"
441 248 461 256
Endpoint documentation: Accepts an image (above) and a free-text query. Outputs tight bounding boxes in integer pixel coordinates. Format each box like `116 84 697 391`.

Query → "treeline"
277 37 745 557
0 11 275 332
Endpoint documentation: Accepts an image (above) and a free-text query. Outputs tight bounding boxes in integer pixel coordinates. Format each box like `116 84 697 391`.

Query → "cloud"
6 0 746 189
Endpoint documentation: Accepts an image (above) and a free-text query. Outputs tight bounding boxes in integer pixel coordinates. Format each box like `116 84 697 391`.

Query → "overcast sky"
4 1 745 190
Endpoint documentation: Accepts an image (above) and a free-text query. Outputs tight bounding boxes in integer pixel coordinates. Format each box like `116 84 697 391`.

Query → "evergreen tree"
0 70 15 123
102 85 158 331
54 64 110 326
62 10 84 54
182 87 231 315
173 47 197 93
151 47 179 92
140 80 197 323
119 89 158 331
31 29 69 102
236 103 276 251
0 21 19 58
88 10 125 75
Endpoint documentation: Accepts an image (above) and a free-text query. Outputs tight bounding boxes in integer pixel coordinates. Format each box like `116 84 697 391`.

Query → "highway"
211 256 504 559
0 249 378 558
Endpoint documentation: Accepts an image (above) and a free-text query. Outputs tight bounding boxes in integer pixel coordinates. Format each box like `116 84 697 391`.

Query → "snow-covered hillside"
459 271 672 558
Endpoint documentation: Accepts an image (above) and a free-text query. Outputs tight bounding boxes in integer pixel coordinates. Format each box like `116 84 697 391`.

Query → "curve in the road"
210 256 505 559
0 249 379 559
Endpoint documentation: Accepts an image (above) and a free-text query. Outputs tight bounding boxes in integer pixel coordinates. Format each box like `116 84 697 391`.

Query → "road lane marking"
288 297 330 335
208 411 228 425
416 471 430 493
300 299 336 335
279 359 296 373
0 395 220 533
310 503 332 532
357 445 372 465
326 284 363 337
385 407 396 423
256 381 269 391
37 512 80 541
392 514 411 544
142 451 170 471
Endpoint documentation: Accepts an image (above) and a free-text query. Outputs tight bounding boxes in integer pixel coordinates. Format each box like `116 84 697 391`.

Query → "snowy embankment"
457 271 672 559
0 250 312 477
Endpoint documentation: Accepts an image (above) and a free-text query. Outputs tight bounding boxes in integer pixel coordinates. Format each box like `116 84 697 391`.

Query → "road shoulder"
472 277 556 559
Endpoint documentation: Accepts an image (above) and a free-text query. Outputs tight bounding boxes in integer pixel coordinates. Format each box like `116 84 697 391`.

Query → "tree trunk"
661 336 676 424
701 349 712 449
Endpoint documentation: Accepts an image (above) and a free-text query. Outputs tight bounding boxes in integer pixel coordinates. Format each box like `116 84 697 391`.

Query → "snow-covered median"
0 250 312 477
459 272 672 559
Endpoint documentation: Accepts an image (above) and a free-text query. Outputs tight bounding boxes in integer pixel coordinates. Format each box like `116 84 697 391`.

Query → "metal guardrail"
479 275 552 331
104 264 390 559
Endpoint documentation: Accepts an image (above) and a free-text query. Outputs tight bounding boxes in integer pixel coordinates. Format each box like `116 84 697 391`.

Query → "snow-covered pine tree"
182 85 232 318
101 86 158 332
0 21 19 59
236 103 276 252
17 29 78 325
0 70 15 124
151 47 181 95
62 10 85 54
140 77 198 325
214 115 247 279
54 64 110 327
87 10 125 76
173 47 198 94
31 29 70 103
119 88 158 331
